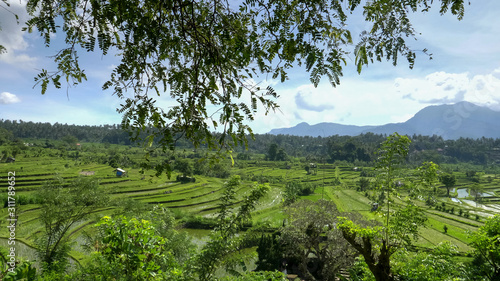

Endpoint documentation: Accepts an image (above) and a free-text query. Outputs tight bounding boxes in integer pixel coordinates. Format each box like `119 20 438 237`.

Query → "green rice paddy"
1 146 499 264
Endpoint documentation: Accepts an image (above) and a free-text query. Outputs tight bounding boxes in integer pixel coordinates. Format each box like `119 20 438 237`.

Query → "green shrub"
181 215 218 229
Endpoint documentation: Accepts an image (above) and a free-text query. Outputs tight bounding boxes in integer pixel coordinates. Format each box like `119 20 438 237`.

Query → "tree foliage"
92 216 185 280
470 183 485 203
338 133 432 281
3 120 499 166
219 271 285 281
196 176 269 280
35 176 109 273
374 133 411 233
283 180 316 205
327 140 372 163
280 200 357 280
439 172 456 197
338 202 427 281
175 158 194 177
412 161 440 204
266 143 287 161
0 0 467 169
0 247 37 281
469 214 500 280
357 177 370 192
390 242 466 281
0 127 14 146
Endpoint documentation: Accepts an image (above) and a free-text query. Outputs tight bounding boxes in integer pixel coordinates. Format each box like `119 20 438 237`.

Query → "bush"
181 215 218 229
255 232 283 272
360 170 375 177
2 194 39 207
300 182 316 196
0 258 38 281
283 181 318 205
236 152 252 160
207 162 231 178
176 175 196 183
194 159 208 175
357 177 370 191
72 216 186 280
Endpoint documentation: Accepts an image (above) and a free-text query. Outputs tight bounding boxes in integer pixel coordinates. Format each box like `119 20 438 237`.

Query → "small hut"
6 157 15 163
115 168 126 177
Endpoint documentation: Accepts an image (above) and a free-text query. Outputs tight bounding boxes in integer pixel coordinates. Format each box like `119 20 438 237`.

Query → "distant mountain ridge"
268 102 500 139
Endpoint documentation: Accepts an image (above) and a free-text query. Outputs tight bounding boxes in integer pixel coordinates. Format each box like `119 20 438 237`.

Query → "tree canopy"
1 0 467 172
469 214 500 280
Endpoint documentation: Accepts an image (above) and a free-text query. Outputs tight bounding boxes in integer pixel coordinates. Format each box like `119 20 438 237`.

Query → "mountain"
268 122 377 137
268 102 500 139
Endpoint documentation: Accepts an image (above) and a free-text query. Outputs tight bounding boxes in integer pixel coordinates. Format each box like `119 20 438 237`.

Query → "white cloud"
0 52 37 67
396 72 469 103
0 92 21 104
294 84 337 112
0 1 38 68
395 68 500 109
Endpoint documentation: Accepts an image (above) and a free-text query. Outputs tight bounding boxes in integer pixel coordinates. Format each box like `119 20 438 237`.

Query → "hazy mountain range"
268 102 500 139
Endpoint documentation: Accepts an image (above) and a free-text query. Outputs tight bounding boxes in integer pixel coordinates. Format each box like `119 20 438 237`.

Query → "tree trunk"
360 240 393 281
371 241 394 281
341 230 394 281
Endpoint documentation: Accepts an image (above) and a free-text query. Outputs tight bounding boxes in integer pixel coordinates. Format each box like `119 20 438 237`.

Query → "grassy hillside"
1 143 499 265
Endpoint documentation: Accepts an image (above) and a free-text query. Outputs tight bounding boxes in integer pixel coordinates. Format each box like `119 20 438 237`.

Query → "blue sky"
1 1 500 134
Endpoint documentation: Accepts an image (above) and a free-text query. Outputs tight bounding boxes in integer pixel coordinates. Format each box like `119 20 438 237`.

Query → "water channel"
451 188 494 199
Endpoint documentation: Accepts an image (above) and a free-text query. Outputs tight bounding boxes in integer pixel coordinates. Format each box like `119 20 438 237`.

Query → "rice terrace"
1 121 500 280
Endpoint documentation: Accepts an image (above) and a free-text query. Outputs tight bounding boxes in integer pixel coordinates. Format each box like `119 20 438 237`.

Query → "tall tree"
439 173 456 197
267 143 279 161
470 183 485 204
338 133 430 281
280 200 357 280
175 158 194 178
275 148 288 161
35 176 109 273
1 0 467 171
196 176 269 280
62 134 78 146
0 127 14 146
413 161 440 205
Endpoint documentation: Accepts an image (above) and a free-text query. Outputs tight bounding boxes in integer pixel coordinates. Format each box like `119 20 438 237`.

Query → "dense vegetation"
1 123 500 280
3 119 500 166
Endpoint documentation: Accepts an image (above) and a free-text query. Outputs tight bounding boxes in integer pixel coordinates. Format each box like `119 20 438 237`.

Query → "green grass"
1 147 499 263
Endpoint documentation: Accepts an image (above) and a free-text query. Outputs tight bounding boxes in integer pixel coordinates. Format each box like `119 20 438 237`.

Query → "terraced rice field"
1 150 500 264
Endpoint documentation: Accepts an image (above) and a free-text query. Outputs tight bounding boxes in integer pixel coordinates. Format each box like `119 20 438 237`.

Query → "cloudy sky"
1 1 500 134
